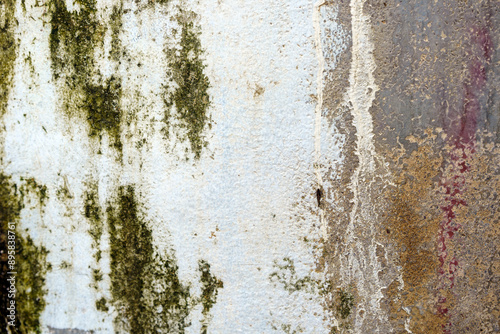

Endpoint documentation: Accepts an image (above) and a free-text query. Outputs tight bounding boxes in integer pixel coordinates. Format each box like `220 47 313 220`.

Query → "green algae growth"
49 0 123 151
0 174 50 334
107 185 191 333
167 12 211 159
0 0 18 118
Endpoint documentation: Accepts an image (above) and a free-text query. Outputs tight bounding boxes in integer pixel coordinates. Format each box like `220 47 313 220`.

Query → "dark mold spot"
95 297 108 313
253 84 265 98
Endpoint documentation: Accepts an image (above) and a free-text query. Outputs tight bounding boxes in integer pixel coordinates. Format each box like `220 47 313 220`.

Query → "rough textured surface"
0 0 499 333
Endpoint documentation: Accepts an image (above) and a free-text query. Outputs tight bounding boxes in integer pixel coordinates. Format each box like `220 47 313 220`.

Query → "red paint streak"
436 25 492 333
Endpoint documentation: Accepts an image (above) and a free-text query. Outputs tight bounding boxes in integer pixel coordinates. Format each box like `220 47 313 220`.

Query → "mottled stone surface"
0 0 498 333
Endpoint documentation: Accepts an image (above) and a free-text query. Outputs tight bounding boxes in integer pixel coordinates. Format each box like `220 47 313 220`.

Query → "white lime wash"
341 0 391 332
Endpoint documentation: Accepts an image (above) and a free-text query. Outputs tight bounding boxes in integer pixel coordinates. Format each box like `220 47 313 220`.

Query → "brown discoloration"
315 1 359 331
380 132 446 332
378 131 500 333
337 0 500 331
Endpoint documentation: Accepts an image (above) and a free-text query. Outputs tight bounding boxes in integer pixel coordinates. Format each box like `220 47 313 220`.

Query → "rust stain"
380 129 500 333
382 132 447 333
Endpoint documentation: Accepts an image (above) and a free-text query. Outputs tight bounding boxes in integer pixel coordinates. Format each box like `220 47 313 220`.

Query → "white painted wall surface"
2 0 349 332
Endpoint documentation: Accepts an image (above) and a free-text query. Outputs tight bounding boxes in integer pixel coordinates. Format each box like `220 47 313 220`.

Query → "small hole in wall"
316 189 322 207
386 228 391 234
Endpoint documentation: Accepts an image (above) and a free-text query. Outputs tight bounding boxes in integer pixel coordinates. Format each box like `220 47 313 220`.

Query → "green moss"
0 174 49 334
107 185 191 333
109 4 123 63
84 189 102 252
167 12 211 158
269 257 316 294
16 235 49 334
269 258 354 331
337 289 354 320
199 260 223 333
49 0 122 150
20 177 48 207
141 254 192 333
84 77 123 150
96 297 109 312
84 187 106 291
0 0 17 118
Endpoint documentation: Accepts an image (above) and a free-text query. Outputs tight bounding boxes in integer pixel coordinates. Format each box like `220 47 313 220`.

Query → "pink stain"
436 25 492 333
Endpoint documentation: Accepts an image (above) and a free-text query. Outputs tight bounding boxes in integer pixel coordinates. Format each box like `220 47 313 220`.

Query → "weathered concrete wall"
0 0 498 333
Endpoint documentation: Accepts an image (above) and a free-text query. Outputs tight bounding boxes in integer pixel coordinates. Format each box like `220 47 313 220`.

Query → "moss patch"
107 185 191 333
336 289 354 320
15 235 49 334
166 11 211 158
0 0 18 118
84 189 101 249
20 177 48 207
49 0 122 150
109 4 123 63
0 174 49 334
199 260 223 333
269 257 316 294
84 77 123 150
